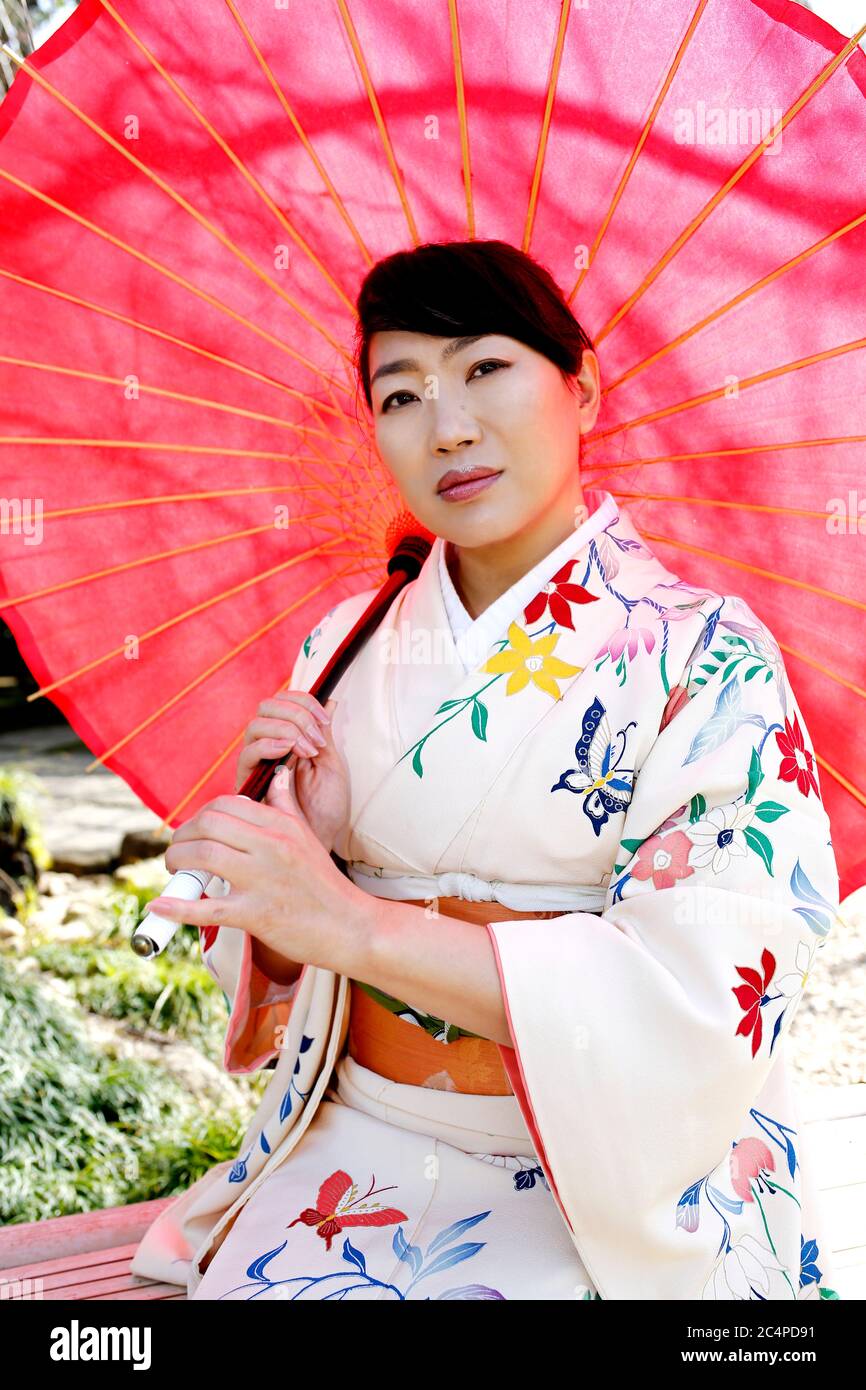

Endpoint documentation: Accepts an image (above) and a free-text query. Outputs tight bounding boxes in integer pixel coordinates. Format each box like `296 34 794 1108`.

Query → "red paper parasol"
0 0 864 895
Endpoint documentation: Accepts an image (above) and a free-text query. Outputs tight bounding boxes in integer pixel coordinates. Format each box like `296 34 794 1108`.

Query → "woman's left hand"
144 784 367 974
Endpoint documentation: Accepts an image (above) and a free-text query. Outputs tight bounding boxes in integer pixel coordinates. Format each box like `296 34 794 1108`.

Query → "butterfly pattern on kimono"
215 1163 583 1301
550 696 637 836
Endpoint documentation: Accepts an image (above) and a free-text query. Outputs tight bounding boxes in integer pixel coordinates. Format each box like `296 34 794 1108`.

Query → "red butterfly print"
287 1169 408 1252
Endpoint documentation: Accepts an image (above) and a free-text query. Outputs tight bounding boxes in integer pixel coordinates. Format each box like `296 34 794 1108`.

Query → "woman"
131 241 841 1301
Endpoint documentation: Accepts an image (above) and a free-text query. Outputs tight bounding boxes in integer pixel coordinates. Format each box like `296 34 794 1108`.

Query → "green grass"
30 940 228 1058
0 954 257 1224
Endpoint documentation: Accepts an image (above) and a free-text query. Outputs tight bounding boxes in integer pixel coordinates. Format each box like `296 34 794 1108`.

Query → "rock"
117 830 171 867
0 912 24 942
115 857 169 893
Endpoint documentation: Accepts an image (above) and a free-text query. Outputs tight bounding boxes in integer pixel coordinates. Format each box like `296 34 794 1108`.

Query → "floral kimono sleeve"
486 601 839 1299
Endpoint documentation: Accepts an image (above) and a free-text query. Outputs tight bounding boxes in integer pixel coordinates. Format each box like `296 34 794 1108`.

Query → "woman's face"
367 330 601 545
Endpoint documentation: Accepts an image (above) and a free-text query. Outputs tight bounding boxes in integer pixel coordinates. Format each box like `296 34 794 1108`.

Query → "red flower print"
523 557 599 631
732 948 777 1058
775 713 820 799
729 1137 775 1202
287 1169 408 1252
630 829 695 890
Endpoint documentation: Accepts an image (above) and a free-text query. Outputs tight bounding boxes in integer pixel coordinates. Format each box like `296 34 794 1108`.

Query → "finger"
237 738 295 788
320 698 340 745
245 711 326 751
240 736 313 771
163 838 249 887
263 691 331 728
267 762 302 816
169 794 292 846
145 890 248 928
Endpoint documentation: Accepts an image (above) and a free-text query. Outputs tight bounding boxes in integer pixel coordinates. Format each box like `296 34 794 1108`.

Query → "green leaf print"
689 794 706 823
752 800 789 823
745 747 764 803
744 824 775 875
471 699 489 741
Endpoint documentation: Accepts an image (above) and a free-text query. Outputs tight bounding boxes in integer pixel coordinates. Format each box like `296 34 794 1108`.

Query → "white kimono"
130 488 841 1301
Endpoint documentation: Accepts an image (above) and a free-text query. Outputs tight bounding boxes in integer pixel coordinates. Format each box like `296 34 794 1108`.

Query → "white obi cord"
346 862 608 914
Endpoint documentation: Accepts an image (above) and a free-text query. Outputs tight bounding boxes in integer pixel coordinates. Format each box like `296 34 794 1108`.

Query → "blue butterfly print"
551 697 637 837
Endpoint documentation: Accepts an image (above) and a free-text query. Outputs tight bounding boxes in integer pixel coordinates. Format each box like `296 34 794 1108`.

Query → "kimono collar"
437 490 619 671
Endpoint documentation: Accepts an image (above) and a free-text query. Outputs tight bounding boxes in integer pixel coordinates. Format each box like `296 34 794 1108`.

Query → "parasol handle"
131 530 433 959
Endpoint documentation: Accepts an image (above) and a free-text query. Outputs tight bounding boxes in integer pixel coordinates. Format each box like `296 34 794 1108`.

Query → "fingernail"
300 737 318 755
310 726 327 747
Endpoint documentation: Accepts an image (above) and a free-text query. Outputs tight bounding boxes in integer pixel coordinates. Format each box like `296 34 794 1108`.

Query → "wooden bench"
1 1084 864 1300
0 1197 186 1300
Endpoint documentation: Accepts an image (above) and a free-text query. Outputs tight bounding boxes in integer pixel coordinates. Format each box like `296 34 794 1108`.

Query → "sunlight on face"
367 331 601 545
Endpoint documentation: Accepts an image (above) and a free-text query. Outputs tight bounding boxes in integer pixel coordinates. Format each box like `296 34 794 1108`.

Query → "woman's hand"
236 690 350 854
144 790 369 975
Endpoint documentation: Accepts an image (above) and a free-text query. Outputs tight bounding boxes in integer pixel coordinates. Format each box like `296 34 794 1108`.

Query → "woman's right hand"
235 690 349 854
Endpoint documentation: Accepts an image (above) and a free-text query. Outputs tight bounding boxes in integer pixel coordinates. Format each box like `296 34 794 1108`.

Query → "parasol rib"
568 0 712 304
24 540 370 711
776 643 866 702
602 210 866 396
643 528 866 613
447 0 474 240
812 754 866 810
587 337 866 442
335 0 420 246
4 512 348 609
85 556 373 777
222 0 374 267
97 0 359 312
0 39 355 356
0 355 357 460
523 0 572 254
0 164 353 398
583 436 866 471
604 490 852 521
593 21 866 342
160 560 377 829
0 267 357 429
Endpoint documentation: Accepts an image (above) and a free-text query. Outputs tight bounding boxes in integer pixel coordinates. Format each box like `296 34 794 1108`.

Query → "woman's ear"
575 349 602 434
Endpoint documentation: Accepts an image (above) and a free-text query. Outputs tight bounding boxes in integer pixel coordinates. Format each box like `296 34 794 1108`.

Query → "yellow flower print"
482 621 582 699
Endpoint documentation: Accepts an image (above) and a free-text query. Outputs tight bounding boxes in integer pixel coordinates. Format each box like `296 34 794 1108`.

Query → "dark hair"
353 239 595 412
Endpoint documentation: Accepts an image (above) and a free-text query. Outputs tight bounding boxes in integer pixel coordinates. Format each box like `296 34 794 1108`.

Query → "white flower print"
689 801 757 873
775 940 814 1003
703 1233 789 1300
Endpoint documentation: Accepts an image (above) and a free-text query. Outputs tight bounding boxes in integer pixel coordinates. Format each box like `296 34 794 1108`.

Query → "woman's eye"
381 390 416 413
471 359 507 379
381 360 507 412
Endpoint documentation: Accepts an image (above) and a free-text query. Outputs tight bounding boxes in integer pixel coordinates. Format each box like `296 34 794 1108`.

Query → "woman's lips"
437 471 503 502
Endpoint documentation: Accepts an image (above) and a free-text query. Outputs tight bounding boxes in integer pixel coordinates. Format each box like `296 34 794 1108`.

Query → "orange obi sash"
347 897 567 1096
